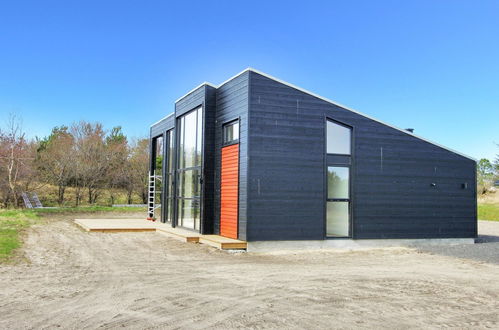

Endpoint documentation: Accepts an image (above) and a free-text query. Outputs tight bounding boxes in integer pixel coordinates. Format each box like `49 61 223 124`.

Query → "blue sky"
1 0 498 160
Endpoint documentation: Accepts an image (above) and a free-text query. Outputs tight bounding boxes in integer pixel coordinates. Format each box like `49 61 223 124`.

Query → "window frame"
222 119 240 146
327 166 350 200
175 106 204 231
164 128 175 224
326 119 352 156
324 117 354 238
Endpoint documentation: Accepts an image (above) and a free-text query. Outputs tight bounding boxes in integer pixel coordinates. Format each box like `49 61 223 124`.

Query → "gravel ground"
418 221 499 264
0 215 498 329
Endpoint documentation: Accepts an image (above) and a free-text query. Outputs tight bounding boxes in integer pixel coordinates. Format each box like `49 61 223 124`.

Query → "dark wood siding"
213 72 249 241
202 86 217 234
150 114 174 138
175 86 206 117
247 71 476 241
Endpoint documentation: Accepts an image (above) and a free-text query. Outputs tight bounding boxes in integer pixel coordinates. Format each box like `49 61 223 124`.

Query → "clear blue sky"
1 0 498 160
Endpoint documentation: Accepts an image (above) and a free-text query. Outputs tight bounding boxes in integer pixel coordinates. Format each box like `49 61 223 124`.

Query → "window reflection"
177 107 203 230
327 167 349 199
327 121 351 155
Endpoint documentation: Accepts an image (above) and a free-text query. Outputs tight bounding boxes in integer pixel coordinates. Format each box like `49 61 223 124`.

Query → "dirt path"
1 217 499 329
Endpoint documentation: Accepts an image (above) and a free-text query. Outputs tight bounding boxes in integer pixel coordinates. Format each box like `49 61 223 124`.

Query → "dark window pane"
178 117 185 168
327 167 349 199
327 121 351 154
154 136 163 175
327 201 349 237
167 130 174 173
196 107 203 166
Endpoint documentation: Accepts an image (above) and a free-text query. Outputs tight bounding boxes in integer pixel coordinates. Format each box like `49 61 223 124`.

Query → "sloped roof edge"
154 68 476 162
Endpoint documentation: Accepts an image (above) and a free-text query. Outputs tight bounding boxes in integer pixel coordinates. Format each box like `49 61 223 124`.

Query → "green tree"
36 126 74 205
477 158 494 194
105 126 129 205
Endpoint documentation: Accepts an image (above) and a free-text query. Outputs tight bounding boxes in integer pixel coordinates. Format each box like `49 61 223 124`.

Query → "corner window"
223 120 239 145
327 120 351 155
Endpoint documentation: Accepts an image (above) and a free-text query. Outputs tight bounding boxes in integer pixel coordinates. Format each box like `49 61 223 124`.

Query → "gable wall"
247 71 476 241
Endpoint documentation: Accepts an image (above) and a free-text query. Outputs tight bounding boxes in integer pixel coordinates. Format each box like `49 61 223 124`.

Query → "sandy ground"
1 214 499 329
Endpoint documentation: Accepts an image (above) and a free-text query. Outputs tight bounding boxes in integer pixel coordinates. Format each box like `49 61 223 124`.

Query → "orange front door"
220 144 239 239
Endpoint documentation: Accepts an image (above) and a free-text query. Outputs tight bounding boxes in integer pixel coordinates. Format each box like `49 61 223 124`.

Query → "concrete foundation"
246 238 475 252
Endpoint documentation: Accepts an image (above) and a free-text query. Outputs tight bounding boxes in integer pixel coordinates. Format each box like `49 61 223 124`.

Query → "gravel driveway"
418 220 499 264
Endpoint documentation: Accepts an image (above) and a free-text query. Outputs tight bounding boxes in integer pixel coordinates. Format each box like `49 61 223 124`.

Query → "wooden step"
155 225 200 243
74 219 247 250
199 235 247 250
74 219 157 232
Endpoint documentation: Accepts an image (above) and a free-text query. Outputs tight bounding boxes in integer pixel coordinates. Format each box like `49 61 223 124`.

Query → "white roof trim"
173 69 250 104
158 67 475 161
150 112 174 128
174 81 217 103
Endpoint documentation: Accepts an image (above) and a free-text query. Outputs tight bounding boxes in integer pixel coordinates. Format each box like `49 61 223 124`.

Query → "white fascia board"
150 112 174 128
174 82 217 104
173 69 251 104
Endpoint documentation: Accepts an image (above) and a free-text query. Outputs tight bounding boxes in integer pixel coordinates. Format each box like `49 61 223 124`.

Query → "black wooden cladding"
202 86 217 234
150 69 476 242
212 72 249 241
247 71 476 241
150 114 174 138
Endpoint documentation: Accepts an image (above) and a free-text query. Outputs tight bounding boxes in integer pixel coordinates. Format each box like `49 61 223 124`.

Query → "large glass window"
176 107 203 230
223 120 239 145
327 120 351 155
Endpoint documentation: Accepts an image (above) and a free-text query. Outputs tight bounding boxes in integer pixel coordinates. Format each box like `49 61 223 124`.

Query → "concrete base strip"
247 238 475 252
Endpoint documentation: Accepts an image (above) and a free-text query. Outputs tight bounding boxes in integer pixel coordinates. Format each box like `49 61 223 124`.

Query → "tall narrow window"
326 119 352 237
327 167 350 237
152 135 163 222
176 107 203 230
164 129 174 223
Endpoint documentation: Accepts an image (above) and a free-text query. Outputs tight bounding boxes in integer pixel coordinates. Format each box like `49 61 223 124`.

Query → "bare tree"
106 126 129 205
71 121 109 205
0 115 36 207
128 138 149 204
36 126 75 205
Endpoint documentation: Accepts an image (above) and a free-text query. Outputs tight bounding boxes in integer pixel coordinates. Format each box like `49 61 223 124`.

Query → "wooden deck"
74 218 247 250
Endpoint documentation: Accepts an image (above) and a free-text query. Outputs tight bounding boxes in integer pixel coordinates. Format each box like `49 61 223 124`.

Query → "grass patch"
31 205 147 215
0 206 145 261
478 204 499 221
0 210 39 261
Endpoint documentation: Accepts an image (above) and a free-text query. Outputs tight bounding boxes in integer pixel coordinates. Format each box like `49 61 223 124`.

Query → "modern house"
149 68 477 250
